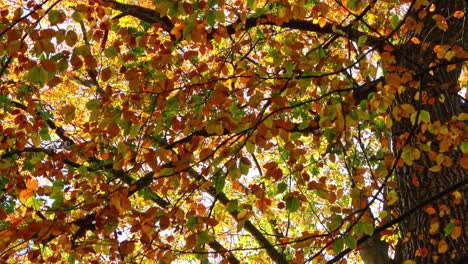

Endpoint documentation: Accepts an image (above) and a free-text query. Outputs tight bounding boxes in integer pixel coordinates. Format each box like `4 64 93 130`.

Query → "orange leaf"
318 17 326 28
453 10 464 18
451 226 461 240
460 156 468 169
437 239 448 253
26 178 38 191
424 207 436 215
410 37 420 44
19 189 33 201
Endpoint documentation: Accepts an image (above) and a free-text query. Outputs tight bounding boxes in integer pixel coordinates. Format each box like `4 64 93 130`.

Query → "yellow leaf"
452 191 462 205
429 221 439 235
429 165 441 172
458 113 468 121
237 209 250 220
403 261 416 264
400 104 416 116
437 239 448 253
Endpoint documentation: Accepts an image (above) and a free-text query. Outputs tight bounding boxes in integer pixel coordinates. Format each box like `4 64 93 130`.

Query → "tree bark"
388 1 468 262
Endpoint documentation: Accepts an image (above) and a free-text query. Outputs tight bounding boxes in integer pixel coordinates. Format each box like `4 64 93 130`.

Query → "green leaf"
346 0 358 10
67 254 76 264
227 200 238 212
239 162 250 175
196 230 213 246
208 0 218 8
460 142 468 153
358 35 367 46
28 66 47 84
214 10 225 23
327 215 343 231
207 11 216 27
323 128 336 142
85 99 101 110
247 0 257 9
362 221 374 236
213 173 225 194
48 10 61 24
277 182 288 194
285 196 300 213
25 197 43 210
444 222 455 237
183 23 195 39
419 110 431 123
187 216 197 231
344 235 357 249
71 12 83 22
333 237 344 253
317 48 326 58
390 15 399 30
104 46 118 58
39 127 51 140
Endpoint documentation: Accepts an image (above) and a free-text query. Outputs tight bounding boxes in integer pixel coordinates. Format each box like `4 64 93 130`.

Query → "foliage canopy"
0 0 467 263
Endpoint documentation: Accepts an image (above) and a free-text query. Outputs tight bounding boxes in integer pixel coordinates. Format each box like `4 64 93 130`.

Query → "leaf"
285 196 300 213
362 222 374 236
71 12 83 22
61 105 76 123
182 23 195 40
196 231 213 246
390 15 399 30
104 46 118 58
25 197 42 210
453 11 464 18
28 66 47 84
26 178 38 191
207 11 216 27
437 239 448 253
344 235 357 249
346 0 359 10
318 17 326 28
451 226 461 240
419 110 430 123
276 182 288 194
85 99 101 110
247 0 257 9
332 237 344 253
443 222 454 237
48 10 61 24
358 35 367 46
212 173 225 194
187 216 197 231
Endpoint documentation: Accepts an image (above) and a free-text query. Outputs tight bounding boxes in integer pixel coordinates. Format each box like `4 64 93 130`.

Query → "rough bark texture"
389 1 468 263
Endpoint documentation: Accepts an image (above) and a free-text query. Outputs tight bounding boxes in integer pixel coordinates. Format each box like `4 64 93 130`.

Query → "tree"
0 0 466 263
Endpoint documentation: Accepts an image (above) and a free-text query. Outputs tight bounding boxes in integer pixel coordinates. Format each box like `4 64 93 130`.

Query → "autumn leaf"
0 0 466 263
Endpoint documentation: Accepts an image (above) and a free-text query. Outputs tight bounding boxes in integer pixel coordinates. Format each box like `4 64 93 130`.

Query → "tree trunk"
388 1 468 263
